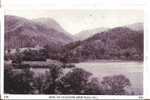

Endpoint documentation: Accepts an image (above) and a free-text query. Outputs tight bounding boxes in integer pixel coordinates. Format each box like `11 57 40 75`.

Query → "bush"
4 65 132 95
84 77 104 95
42 65 63 94
61 63 75 68
4 67 34 94
101 74 131 95
56 68 103 94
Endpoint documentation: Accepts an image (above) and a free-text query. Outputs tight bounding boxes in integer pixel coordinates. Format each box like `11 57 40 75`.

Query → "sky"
5 10 144 35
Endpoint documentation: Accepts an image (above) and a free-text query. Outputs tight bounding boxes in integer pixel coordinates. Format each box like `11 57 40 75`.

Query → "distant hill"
5 15 74 49
75 23 143 41
75 27 108 40
125 22 143 31
61 26 143 62
33 18 75 40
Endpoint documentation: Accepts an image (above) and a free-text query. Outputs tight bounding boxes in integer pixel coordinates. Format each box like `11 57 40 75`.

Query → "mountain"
75 27 108 40
33 18 75 40
61 26 143 62
75 22 143 41
125 22 143 31
5 15 74 49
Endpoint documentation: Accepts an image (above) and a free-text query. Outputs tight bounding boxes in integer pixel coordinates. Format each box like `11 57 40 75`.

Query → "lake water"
75 61 143 95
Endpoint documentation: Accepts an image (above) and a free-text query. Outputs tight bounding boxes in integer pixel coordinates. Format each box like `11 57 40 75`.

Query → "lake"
75 61 143 95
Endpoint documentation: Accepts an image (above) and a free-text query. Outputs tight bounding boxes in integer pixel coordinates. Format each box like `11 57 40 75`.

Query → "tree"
84 77 104 95
4 66 14 93
12 48 23 64
4 67 34 94
11 68 34 94
42 65 63 94
101 74 131 95
33 74 47 94
22 49 32 61
56 68 94 94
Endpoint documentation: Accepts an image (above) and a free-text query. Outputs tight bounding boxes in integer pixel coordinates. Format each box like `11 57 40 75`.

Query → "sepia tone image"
4 10 143 95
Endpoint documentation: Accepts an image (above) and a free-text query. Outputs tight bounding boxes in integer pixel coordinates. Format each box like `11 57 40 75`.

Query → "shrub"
4 67 34 94
101 74 131 95
56 68 103 94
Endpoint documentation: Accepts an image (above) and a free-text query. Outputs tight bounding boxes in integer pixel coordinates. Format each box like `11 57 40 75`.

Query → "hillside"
61 27 143 62
75 23 143 41
75 27 108 40
5 15 74 49
33 18 75 40
125 22 143 31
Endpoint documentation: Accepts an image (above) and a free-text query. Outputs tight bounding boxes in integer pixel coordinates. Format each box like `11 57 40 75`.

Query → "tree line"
5 64 132 95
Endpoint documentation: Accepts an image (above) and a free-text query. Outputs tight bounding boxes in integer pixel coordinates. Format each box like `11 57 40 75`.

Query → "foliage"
4 67 34 94
4 66 14 93
22 48 48 61
60 27 143 62
56 68 103 94
42 65 63 94
4 64 131 95
12 48 23 64
84 77 104 95
101 74 131 95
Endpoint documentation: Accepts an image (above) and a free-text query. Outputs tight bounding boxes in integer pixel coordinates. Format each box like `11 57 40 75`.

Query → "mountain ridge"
75 22 143 41
75 27 108 40
5 15 74 49
60 26 143 62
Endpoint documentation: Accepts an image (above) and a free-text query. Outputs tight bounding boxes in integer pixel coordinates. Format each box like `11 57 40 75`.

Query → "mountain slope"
5 15 74 49
125 22 143 31
62 27 143 62
33 18 75 40
75 27 108 40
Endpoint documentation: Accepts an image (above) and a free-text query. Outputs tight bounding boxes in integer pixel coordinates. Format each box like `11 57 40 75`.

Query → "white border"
1 0 145 9
1 0 150 99
0 8 4 98
0 95 145 100
144 1 150 99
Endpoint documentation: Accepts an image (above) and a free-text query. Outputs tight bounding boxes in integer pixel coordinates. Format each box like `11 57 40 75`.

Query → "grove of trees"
4 64 132 95
58 27 143 63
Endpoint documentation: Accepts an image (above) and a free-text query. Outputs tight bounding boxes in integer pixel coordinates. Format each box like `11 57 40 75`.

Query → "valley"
4 15 144 95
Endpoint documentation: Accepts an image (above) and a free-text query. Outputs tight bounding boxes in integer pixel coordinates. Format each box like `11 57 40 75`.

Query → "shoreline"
76 59 143 63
